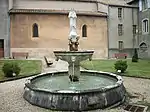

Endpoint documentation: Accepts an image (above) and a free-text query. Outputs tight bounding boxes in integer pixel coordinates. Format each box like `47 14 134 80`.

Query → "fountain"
23 10 126 111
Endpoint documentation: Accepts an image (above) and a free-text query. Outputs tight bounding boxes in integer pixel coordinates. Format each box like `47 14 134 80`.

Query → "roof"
97 0 138 7
98 0 129 5
77 0 136 7
9 9 107 17
127 0 138 4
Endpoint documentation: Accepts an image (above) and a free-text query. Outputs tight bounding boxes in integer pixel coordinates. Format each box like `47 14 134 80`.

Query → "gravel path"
123 77 150 103
0 60 150 112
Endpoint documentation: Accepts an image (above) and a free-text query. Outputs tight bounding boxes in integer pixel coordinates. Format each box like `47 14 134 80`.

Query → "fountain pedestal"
68 62 80 81
54 51 94 82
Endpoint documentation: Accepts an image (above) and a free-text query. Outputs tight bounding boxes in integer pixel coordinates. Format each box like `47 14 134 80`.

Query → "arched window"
82 25 87 37
32 23 39 37
142 18 149 34
140 42 147 52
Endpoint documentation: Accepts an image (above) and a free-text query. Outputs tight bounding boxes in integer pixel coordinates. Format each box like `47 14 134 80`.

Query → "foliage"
2 62 21 77
114 60 128 73
132 48 138 62
0 60 42 80
81 59 150 78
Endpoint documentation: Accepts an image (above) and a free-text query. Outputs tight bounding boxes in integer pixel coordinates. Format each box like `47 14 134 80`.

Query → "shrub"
132 48 138 62
2 62 21 77
114 60 128 73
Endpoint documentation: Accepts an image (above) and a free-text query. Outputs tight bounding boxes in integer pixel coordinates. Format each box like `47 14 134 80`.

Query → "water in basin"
32 73 117 91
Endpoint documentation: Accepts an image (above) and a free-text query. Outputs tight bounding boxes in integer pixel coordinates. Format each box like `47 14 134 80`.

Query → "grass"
0 59 42 81
81 59 150 79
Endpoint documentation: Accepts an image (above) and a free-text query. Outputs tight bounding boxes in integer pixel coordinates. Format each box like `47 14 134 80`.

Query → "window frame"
133 25 137 35
118 24 123 36
142 18 149 34
118 8 122 19
32 23 39 37
139 42 147 52
82 24 87 37
118 40 124 50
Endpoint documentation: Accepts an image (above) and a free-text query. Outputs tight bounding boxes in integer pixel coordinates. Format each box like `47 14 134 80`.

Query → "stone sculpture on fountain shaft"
68 9 79 51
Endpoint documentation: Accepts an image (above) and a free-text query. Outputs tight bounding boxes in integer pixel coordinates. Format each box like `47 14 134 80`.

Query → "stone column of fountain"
54 10 94 82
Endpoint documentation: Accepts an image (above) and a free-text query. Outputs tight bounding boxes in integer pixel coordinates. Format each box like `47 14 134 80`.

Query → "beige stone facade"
10 13 108 58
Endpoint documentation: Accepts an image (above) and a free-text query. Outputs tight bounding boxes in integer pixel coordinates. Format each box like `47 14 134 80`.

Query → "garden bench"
114 53 127 59
12 52 28 59
44 56 53 67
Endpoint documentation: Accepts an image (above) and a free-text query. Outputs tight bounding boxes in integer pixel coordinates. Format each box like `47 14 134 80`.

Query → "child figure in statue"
69 37 79 51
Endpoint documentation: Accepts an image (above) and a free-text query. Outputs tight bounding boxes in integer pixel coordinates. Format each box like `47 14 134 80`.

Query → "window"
118 41 124 50
142 19 149 33
140 42 147 52
82 25 87 37
32 23 39 37
142 0 148 10
133 25 137 35
118 24 123 36
118 8 122 19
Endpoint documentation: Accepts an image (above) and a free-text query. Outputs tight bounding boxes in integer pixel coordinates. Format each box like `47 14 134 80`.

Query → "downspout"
138 0 141 58
8 12 10 58
6 0 11 58
137 8 140 48
132 8 135 49
107 6 110 59
8 0 13 58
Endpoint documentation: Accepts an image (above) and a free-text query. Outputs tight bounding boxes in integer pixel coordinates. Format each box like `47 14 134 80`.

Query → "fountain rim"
25 70 123 94
53 50 94 54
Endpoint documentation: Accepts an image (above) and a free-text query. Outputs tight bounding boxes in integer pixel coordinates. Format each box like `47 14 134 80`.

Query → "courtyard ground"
0 60 150 112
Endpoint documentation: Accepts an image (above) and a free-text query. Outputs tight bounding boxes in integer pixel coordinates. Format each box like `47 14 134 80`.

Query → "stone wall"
10 14 108 59
138 9 150 58
0 0 10 57
108 6 138 58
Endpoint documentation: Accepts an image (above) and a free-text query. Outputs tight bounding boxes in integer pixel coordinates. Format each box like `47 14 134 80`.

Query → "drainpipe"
137 8 140 48
107 6 110 59
7 12 10 58
132 8 135 49
7 0 11 58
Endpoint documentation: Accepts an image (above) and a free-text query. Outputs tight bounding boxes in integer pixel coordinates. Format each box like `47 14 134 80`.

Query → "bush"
114 60 128 73
132 48 138 62
2 62 21 77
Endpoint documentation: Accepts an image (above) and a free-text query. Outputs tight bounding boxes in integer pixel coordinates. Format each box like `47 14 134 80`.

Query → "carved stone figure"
68 9 79 51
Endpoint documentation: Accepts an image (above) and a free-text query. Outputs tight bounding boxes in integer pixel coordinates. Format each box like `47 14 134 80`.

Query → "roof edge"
127 0 138 4
108 4 138 8
9 9 107 17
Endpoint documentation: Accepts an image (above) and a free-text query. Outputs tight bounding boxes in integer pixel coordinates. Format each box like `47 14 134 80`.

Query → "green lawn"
0 60 42 81
81 59 150 79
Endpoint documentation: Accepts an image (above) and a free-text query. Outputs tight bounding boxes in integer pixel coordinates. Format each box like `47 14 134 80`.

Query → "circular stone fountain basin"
24 70 126 111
